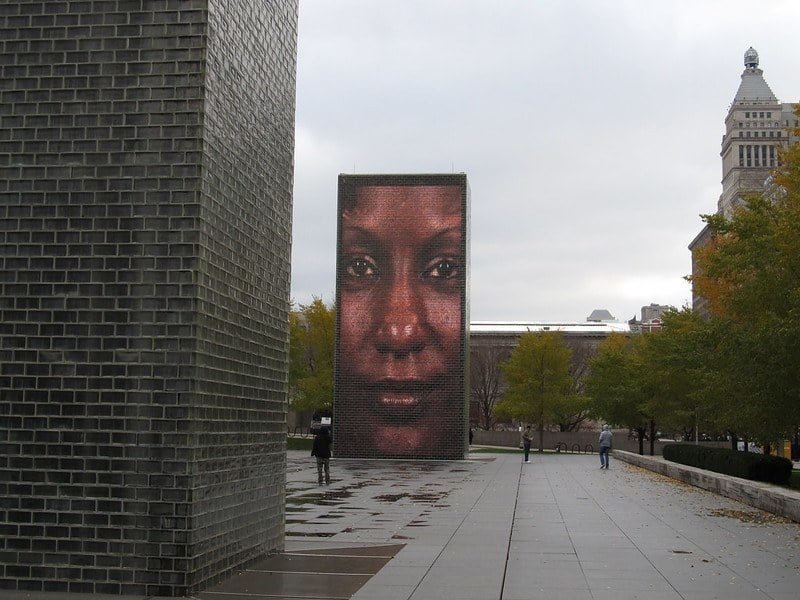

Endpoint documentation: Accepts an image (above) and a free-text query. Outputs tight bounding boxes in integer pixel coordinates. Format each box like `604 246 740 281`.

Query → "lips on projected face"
381 394 417 407
374 389 424 423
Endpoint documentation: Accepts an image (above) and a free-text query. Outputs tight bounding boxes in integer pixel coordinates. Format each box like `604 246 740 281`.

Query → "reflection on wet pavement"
285 453 485 542
199 453 485 599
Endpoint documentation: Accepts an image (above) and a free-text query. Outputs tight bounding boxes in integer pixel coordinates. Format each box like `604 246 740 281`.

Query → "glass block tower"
0 1 298 595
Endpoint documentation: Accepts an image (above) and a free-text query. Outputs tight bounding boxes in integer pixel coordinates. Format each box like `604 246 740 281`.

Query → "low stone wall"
615 450 800 523
471 429 720 455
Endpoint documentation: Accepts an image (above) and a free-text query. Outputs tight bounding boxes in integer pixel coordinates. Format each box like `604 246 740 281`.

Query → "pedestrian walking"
311 427 332 485
599 425 612 469
522 425 532 463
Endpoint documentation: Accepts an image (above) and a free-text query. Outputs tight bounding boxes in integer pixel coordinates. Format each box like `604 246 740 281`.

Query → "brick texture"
0 0 298 595
334 174 470 460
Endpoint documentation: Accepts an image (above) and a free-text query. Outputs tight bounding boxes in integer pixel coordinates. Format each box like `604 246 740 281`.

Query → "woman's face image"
337 184 465 458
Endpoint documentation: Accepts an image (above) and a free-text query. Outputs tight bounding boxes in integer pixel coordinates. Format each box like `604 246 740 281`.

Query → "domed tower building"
690 48 799 315
718 47 798 218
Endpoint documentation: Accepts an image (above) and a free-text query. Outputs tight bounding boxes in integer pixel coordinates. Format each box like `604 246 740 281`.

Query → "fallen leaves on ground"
709 508 792 525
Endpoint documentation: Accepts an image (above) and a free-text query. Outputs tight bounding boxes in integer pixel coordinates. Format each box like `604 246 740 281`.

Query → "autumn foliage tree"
689 110 800 444
289 298 335 415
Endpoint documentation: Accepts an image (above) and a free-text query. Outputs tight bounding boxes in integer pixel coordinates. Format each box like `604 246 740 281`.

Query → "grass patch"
287 436 313 451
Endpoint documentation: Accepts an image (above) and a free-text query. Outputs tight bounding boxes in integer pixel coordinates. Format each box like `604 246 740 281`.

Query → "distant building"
641 303 672 322
690 48 799 315
628 303 673 333
469 320 630 429
718 47 799 219
587 309 616 322
471 320 629 345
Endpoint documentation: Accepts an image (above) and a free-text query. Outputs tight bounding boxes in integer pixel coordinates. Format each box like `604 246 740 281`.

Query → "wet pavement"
5 449 800 600
198 449 800 600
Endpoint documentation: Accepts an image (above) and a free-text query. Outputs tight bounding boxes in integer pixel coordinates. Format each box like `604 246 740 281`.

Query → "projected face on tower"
335 176 467 459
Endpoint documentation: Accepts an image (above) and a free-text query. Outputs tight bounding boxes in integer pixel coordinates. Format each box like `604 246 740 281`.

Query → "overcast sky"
289 0 800 323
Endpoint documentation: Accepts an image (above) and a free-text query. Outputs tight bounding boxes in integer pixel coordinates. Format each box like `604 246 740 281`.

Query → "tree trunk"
636 427 645 455
649 419 656 456
538 421 544 454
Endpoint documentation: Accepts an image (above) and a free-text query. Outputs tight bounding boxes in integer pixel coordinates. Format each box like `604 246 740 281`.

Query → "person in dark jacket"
311 427 332 485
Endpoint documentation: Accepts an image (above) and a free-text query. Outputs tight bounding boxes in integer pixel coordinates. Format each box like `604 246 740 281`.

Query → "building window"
759 112 764 118
739 145 744 166
769 145 775 167
770 131 774 138
745 112 750 118
778 131 782 138
767 112 772 118
746 145 752 167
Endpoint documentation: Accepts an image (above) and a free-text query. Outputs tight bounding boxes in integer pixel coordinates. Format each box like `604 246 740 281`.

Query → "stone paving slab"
281 450 800 600
6 449 800 600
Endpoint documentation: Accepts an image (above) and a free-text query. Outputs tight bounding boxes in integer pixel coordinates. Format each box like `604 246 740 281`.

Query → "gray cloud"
291 0 800 321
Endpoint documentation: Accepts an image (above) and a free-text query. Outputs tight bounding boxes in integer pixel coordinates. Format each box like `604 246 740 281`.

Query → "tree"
639 309 714 440
586 333 656 454
556 339 595 432
470 344 510 430
689 110 800 445
495 332 573 452
288 298 335 414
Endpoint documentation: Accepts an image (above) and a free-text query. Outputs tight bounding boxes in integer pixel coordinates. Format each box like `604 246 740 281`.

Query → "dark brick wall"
0 0 297 595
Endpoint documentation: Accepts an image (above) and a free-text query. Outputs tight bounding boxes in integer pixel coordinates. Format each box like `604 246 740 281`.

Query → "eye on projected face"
337 184 464 458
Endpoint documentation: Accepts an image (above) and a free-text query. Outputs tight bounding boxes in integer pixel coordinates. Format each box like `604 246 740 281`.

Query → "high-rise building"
690 48 799 314
718 47 799 218
641 303 672 323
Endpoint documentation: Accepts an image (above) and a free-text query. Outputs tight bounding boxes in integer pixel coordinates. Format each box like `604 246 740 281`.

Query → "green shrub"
663 443 792 485
287 436 313 451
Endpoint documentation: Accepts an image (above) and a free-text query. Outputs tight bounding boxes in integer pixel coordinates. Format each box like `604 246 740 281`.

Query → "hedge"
662 443 792 485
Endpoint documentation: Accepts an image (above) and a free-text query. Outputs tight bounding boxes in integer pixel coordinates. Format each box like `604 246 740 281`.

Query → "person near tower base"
311 427 333 485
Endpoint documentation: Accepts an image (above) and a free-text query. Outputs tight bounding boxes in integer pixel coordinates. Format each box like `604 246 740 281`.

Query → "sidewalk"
4 449 800 600
200 449 800 600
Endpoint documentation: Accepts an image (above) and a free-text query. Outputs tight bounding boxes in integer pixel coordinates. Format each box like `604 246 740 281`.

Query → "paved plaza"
4 449 800 600
201 449 800 600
